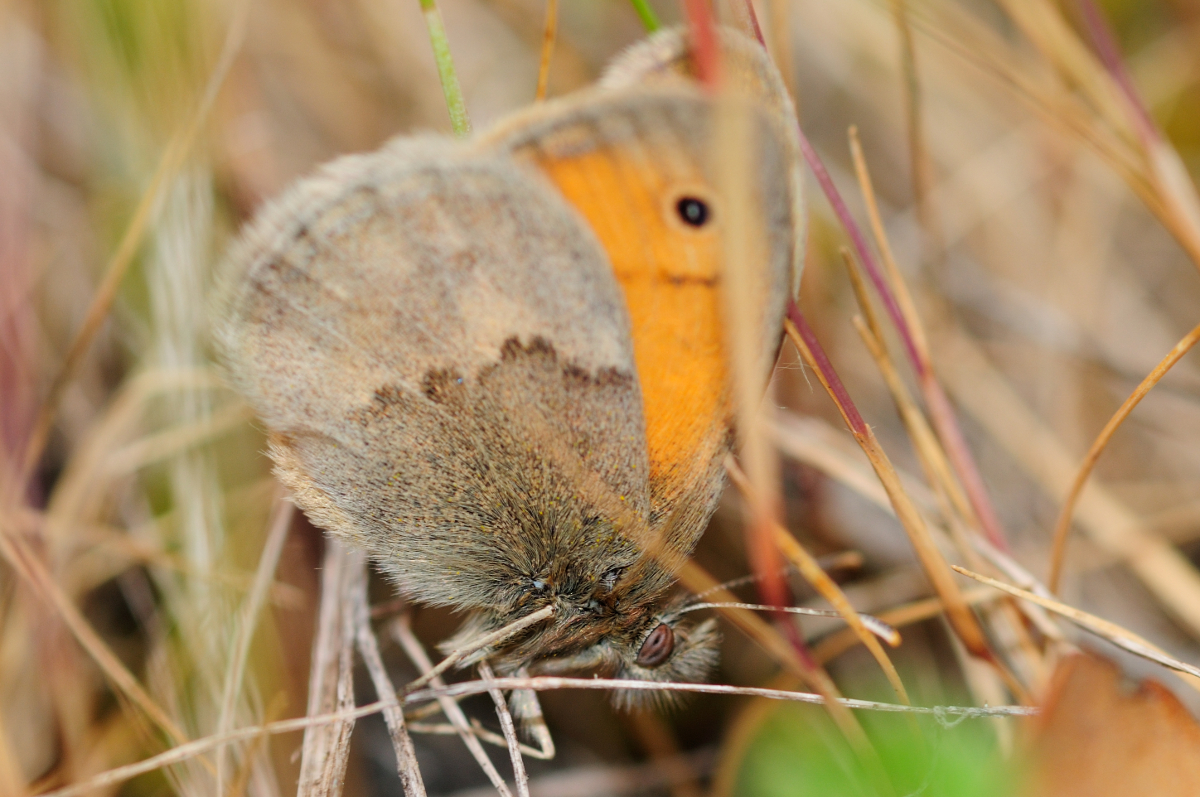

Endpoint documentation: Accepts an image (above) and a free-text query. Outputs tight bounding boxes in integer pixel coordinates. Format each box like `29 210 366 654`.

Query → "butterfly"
216 25 804 708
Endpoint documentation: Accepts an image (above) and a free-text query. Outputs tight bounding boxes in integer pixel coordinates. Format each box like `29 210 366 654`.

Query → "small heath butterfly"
216 26 803 706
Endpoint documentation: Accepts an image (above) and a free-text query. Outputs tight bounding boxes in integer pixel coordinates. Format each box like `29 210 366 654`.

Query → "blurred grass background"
5 0 1200 794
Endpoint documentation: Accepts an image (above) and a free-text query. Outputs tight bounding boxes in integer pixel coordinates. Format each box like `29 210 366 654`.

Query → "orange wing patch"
526 142 729 512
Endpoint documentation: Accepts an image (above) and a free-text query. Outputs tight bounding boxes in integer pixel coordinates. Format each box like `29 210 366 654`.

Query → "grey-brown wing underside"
216 137 652 611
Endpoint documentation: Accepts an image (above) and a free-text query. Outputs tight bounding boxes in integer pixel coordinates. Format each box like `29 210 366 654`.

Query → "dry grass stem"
14 3 1200 794
507 667 555 760
676 561 813 675
402 605 554 695
784 317 991 661
842 250 980 566
812 586 1000 665
0 528 193 750
683 602 898 645
18 0 250 480
534 0 558 102
349 567 426 795
726 456 911 705
952 566 1200 691
215 499 293 792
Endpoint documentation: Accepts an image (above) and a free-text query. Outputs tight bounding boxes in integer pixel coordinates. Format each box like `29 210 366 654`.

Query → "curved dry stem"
401 604 554 694
939 328 1200 639
391 616 512 796
1048 321 1200 592
479 661 529 797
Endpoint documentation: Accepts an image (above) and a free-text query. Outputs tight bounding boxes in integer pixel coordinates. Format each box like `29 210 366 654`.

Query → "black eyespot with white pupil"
635 623 675 668
675 196 710 227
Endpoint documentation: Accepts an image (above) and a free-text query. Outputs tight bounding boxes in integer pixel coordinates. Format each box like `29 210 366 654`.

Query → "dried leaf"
1024 653 1200 797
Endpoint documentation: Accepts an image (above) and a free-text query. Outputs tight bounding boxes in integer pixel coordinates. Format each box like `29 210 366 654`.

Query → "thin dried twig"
677 559 878 767
842 252 978 566
682 602 899 645
841 125 1006 549
297 541 356 797
390 616 514 796
792 126 1007 549
845 131 979 543
677 562 809 672
34 677 1037 797
407 716 551 760
812 587 1000 664
349 566 426 795
402 605 554 694
478 660 529 797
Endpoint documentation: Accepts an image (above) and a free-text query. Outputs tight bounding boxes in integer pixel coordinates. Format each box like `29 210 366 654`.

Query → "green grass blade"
419 0 472 136
628 0 660 32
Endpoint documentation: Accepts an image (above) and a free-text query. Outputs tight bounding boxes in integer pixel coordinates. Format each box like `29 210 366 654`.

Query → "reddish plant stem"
786 304 995 664
731 0 1008 549
786 302 867 434
681 0 794 607
921 375 1007 550
1075 0 1157 146
793 78 1008 550
794 132 925 373
682 0 720 88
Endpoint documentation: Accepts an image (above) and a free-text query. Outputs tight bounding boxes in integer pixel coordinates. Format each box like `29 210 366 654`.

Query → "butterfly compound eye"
635 622 675 668
675 196 710 227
